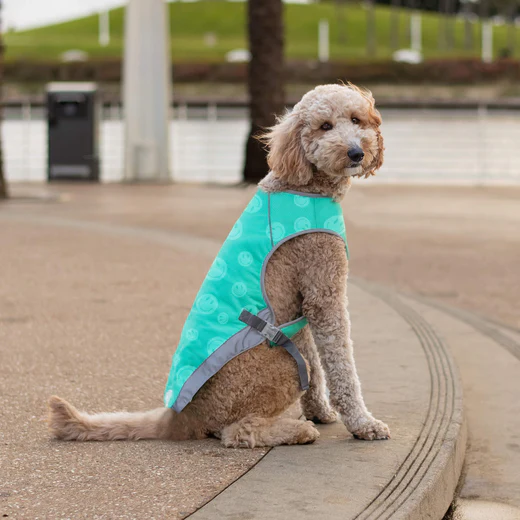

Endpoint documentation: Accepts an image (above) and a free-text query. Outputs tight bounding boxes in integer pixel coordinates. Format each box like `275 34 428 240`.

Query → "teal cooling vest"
164 189 349 412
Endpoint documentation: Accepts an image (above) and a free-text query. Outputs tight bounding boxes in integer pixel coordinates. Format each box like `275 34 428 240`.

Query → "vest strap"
239 310 310 391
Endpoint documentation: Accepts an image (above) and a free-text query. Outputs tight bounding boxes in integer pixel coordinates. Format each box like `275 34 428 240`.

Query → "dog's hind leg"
47 396 204 441
296 327 338 424
220 415 319 448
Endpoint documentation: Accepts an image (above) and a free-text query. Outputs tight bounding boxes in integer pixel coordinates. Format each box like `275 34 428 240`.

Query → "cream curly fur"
48 83 389 447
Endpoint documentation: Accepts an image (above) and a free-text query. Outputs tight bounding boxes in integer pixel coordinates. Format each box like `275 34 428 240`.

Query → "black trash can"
47 82 100 182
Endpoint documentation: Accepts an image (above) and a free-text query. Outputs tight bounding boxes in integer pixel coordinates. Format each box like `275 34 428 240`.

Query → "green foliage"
4 1 520 62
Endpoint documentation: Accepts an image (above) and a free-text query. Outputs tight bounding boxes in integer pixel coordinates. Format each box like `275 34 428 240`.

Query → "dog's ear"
362 93 384 178
261 110 313 186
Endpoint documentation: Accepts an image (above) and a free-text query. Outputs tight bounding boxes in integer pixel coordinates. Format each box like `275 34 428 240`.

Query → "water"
4 107 520 185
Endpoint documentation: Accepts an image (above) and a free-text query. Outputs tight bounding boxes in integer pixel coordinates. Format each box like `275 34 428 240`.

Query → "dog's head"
262 83 384 186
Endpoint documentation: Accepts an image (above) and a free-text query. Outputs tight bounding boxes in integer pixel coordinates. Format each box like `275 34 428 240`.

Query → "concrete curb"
353 281 467 520
400 292 520 513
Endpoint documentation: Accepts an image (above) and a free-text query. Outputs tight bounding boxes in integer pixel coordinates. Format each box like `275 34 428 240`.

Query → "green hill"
5 1 519 62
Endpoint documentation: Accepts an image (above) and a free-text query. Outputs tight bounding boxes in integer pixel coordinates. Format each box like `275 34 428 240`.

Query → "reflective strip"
171 308 272 412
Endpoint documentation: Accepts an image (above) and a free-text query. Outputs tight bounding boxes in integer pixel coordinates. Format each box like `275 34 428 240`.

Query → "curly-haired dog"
48 83 389 447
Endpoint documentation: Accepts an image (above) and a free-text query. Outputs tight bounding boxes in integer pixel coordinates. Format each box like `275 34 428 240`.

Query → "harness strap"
239 309 310 391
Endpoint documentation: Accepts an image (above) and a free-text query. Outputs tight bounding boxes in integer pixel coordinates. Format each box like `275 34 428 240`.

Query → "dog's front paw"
351 417 390 441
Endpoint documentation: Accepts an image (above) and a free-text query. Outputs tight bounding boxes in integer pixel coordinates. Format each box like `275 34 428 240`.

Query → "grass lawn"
5 1 520 62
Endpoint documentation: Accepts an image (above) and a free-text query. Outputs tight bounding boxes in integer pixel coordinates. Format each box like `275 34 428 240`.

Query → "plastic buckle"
260 321 282 343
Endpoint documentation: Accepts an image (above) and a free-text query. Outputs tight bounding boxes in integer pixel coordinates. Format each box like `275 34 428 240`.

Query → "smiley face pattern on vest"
164 190 349 411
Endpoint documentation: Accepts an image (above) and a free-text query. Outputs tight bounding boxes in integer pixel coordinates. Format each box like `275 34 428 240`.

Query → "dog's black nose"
347 147 364 163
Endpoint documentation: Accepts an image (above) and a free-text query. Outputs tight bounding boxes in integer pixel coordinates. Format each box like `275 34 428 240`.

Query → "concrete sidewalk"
1 183 519 519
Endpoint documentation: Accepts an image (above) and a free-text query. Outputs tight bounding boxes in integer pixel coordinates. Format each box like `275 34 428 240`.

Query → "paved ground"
344 185 520 330
0 211 266 519
1 182 519 519
8 182 519 329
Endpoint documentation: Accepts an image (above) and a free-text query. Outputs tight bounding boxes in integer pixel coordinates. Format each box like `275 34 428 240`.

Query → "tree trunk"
0 0 7 200
243 0 285 184
390 0 401 50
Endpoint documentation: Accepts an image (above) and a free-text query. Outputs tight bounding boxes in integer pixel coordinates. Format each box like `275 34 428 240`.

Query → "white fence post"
318 19 330 63
411 12 422 52
482 20 493 63
99 10 110 47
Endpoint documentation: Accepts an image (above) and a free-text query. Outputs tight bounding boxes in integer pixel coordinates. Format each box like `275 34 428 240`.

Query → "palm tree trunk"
0 0 7 200
243 0 285 184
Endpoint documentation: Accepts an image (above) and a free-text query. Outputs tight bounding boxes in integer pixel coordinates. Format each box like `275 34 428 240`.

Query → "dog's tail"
47 395 186 441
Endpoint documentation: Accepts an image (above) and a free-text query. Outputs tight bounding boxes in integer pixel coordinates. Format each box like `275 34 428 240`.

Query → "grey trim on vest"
282 190 331 198
260 228 345 326
172 308 272 413
279 315 307 329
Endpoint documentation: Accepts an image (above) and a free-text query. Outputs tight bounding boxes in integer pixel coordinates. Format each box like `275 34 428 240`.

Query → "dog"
48 83 389 448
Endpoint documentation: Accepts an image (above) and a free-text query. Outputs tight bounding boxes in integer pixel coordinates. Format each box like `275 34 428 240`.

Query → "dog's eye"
351 117 360 125
320 122 333 131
